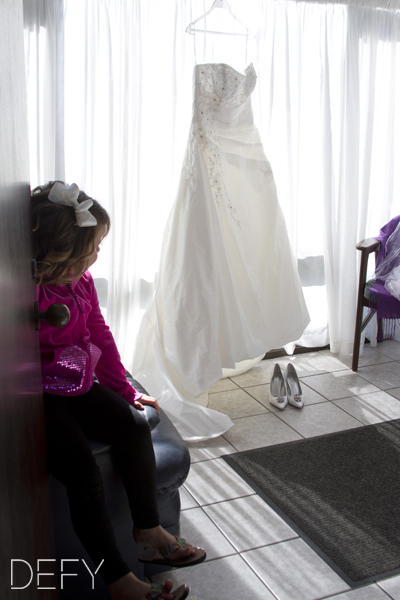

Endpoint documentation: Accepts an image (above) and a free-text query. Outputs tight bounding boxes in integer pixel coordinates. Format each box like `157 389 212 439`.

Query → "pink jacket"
37 271 142 405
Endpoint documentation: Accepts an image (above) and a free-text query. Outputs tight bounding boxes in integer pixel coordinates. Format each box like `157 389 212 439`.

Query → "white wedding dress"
132 63 310 441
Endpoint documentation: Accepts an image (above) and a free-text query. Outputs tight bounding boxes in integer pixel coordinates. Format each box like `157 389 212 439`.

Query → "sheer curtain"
253 0 400 355
24 0 400 435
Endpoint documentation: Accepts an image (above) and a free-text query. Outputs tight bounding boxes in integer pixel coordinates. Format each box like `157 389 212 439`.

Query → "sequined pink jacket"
37 271 143 404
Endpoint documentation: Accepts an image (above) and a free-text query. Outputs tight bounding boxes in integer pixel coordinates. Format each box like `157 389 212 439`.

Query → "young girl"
32 181 206 600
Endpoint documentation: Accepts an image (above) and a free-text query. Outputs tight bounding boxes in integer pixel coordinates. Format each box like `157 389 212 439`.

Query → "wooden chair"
352 237 381 372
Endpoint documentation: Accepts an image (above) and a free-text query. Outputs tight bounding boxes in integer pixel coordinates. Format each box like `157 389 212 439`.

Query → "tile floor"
151 340 400 600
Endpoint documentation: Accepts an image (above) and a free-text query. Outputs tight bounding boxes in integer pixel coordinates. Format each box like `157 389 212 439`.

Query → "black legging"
44 383 160 585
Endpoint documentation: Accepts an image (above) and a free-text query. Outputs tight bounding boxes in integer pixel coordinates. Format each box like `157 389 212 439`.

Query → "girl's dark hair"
32 181 110 285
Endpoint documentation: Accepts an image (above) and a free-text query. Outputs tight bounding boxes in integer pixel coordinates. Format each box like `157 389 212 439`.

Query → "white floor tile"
378 575 400 599
207 387 268 419
184 458 255 505
275 401 363 437
333 391 400 425
176 350 400 600
186 436 236 463
272 351 347 377
245 379 328 410
150 554 276 600
300 380 333 404
180 485 199 510
206 378 240 393
203 494 297 552
356 362 400 390
242 538 350 600
179 507 236 560
229 359 275 387
303 369 380 400
324 584 393 599
240 382 272 407
374 340 400 361
386 387 400 401
223 412 302 452
322 346 393 369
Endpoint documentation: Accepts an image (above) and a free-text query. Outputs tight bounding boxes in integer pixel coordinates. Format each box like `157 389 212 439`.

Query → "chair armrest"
355 237 381 319
356 238 381 285
356 238 381 253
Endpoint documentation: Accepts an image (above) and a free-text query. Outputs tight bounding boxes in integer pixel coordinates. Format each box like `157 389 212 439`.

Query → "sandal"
138 536 206 568
144 583 190 600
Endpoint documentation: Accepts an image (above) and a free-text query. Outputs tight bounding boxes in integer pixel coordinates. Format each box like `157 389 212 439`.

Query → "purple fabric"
37 271 143 404
369 215 400 339
374 214 400 265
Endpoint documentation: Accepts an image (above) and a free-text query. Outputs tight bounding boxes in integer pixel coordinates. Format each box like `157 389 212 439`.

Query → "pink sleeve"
85 275 143 405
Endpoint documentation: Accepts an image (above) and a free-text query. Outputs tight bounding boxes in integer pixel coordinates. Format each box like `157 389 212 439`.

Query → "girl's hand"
133 394 160 413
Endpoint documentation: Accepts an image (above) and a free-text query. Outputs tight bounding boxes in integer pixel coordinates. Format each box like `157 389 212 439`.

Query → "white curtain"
252 0 400 354
24 0 400 412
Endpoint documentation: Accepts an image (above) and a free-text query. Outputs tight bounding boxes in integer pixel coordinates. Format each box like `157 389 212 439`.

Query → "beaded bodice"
194 63 256 110
181 63 268 226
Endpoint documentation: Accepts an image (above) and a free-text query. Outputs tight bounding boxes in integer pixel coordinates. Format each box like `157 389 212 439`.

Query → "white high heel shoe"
284 363 304 408
270 364 287 410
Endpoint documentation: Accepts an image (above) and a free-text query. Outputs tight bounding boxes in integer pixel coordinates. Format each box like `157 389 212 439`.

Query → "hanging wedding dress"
132 63 310 441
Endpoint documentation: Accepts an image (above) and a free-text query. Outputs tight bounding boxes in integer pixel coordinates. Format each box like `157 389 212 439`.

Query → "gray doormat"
222 419 400 587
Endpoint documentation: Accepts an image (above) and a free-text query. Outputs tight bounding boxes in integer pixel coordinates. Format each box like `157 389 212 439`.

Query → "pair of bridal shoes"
270 363 304 409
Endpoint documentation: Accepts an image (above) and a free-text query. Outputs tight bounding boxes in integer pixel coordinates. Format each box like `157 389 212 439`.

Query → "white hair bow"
48 182 98 227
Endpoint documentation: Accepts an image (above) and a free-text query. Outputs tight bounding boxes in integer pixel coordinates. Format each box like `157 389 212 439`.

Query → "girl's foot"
133 526 198 563
108 573 175 600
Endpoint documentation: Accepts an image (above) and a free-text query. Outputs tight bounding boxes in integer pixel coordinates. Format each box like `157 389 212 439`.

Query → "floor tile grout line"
239 387 272 410
312 581 396 600
262 409 308 440
235 371 341 402
242 543 353 600
186 452 237 464
221 433 241 452
224 374 361 411
208 388 274 415
181 484 200 509
182 491 257 508
198 501 300 554
189 345 400 597
239 536 396 600
237 551 281 600
330 397 400 425
226 396 365 419
267 398 371 438
238 536 301 554
297 378 386 403
197 504 243 554
376 580 399 600
219 377 376 442
183 551 286 598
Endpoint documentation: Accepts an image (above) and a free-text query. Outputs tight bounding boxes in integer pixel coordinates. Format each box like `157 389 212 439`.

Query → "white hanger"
186 0 249 37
